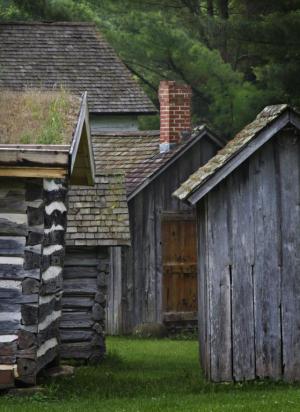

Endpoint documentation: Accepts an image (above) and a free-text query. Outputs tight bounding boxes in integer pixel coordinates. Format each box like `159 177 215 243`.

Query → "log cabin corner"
0 90 94 389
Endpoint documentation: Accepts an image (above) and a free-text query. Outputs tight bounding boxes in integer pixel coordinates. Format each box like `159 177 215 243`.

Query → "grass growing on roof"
2 337 300 411
0 89 80 144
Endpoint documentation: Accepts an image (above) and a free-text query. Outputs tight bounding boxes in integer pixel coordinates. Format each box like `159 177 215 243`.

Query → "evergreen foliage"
0 0 299 136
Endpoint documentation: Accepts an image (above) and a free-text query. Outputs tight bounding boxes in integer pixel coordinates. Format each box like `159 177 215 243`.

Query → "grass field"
2 337 300 411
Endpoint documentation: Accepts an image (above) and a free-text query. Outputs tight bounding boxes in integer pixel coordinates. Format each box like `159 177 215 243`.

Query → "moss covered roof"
173 104 290 202
0 89 80 144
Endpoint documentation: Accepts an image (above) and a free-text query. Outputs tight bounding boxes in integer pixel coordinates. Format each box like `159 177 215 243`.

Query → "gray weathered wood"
61 266 98 279
206 183 232 382
106 247 122 335
21 304 38 325
197 199 210 378
114 136 221 335
0 264 39 280
278 132 300 381
62 296 94 308
22 278 40 294
0 188 26 213
0 237 26 256
60 342 105 361
251 141 282 379
229 164 255 381
60 312 94 329
18 330 37 349
63 278 97 295
0 214 27 236
60 329 94 343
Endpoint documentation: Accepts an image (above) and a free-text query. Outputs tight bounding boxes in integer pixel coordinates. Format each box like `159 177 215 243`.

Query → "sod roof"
0 89 80 145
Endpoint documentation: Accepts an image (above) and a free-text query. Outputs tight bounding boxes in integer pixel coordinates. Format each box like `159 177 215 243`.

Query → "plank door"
162 214 197 313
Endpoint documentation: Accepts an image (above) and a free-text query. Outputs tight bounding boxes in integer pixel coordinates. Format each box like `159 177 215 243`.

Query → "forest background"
1 0 299 137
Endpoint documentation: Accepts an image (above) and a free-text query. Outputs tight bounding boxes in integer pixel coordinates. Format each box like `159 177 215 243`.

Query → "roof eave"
0 146 70 178
69 92 95 186
89 109 158 116
180 108 296 206
127 126 225 201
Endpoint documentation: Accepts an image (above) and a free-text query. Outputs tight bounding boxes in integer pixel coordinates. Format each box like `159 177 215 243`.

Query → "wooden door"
162 214 197 313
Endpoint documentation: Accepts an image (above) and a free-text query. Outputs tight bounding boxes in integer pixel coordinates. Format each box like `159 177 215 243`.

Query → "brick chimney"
159 80 192 153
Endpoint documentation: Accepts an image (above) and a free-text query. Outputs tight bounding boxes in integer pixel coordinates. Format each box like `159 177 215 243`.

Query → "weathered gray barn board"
60 247 109 362
0 177 67 387
117 137 220 334
106 247 123 335
279 131 300 381
194 128 300 382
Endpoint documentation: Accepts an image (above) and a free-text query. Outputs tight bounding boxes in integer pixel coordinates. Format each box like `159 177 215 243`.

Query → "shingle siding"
66 174 130 246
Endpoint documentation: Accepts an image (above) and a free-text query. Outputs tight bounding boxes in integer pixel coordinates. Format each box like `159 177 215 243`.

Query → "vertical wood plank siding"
198 129 300 382
109 138 219 334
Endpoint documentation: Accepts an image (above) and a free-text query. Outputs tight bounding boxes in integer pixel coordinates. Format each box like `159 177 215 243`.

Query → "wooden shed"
98 81 225 334
174 104 300 382
0 90 94 388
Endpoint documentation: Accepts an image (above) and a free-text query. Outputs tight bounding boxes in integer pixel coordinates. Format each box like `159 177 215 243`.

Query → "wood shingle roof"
173 104 299 204
65 126 224 246
0 22 156 114
92 131 160 183
91 128 224 198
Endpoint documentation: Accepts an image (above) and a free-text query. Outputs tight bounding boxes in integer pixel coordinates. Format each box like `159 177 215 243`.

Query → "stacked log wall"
36 179 68 374
0 177 67 388
60 246 109 362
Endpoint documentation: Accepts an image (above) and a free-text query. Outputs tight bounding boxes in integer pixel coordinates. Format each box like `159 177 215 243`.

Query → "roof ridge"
127 125 224 200
0 21 95 26
92 130 160 137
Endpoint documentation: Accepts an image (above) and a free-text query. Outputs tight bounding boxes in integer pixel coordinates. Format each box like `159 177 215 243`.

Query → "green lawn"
2 337 300 411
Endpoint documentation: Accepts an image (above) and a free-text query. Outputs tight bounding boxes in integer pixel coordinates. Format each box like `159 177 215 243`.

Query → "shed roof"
0 22 156 114
174 104 300 204
0 90 95 185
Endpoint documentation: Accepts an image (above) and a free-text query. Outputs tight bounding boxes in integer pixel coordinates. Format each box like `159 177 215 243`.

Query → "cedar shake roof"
0 22 156 114
174 104 297 203
66 174 130 247
127 126 224 198
92 131 160 176
92 128 224 198
65 126 224 246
